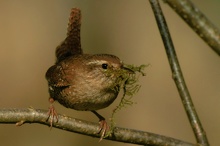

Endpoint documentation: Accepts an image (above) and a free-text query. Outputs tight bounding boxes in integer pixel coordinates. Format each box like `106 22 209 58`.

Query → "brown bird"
45 8 130 141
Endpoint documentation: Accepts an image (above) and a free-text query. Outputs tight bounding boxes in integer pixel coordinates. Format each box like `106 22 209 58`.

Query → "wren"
45 8 130 140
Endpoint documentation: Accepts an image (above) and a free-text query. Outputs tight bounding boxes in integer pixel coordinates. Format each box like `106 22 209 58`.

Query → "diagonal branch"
149 0 209 145
0 108 195 146
163 0 220 56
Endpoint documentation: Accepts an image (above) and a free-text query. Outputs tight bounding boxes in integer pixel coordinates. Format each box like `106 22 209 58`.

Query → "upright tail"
56 8 83 63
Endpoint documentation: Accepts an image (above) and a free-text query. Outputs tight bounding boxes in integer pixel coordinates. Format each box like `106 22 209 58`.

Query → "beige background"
0 0 219 145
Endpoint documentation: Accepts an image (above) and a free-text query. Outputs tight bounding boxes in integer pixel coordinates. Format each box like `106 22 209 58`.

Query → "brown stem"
163 0 220 56
149 0 209 145
0 108 196 146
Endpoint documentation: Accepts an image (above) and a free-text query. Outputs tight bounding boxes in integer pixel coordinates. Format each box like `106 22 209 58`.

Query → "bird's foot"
47 98 58 128
98 119 109 142
91 110 111 141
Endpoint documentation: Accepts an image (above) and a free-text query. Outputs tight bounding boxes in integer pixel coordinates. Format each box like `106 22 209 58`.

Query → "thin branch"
149 0 209 146
0 108 195 146
163 0 220 56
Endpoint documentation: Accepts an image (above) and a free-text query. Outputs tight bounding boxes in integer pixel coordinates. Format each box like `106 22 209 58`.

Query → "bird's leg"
91 110 109 142
47 97 58 128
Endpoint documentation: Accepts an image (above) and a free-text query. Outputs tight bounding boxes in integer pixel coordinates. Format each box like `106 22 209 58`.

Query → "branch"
0 108 196 146
149 0 209 145
163 0 220 56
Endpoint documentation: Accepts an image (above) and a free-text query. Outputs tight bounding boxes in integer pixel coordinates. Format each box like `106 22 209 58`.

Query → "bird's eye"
102 63 108 69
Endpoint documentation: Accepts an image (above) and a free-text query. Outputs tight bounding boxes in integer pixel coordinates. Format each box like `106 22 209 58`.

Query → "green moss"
105 64 148 137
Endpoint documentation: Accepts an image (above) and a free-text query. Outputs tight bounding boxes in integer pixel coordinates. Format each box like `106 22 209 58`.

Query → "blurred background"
0 0 219 145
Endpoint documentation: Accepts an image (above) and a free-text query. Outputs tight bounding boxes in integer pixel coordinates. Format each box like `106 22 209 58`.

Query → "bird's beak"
122 66 135 74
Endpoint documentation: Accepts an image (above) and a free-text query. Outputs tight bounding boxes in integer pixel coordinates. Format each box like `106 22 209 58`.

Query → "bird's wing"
45 64 71 87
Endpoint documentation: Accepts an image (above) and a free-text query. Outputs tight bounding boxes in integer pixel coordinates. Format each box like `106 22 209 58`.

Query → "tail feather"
56 8 83 63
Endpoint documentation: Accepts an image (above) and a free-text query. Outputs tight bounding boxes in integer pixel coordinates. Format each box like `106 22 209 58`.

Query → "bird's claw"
47 104 58 128
98 120 109 142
